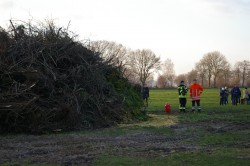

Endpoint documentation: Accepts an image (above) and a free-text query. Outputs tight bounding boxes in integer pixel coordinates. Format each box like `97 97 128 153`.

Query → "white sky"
1 0 250 75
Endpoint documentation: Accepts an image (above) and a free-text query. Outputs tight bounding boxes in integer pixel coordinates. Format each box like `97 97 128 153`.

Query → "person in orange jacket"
189 79 204 112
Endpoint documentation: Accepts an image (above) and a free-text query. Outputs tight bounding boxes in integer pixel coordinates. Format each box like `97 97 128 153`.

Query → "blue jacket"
231 86 241 97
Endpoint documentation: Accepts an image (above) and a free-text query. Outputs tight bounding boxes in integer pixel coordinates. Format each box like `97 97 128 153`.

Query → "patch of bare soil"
0 118 249 165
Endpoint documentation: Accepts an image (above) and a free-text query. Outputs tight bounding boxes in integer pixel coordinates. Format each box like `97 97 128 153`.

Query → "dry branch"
0 20 134 134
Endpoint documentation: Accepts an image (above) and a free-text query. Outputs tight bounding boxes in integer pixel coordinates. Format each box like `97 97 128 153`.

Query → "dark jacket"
231 86 241 97
177 85 188 98
220 88 225 98
142 87 149 99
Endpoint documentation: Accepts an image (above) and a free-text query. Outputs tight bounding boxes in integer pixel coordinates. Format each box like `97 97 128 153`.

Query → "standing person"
142 83 149 107
231 84 241 105
189 79 204 112
219 87 225 105
238 87 242 104
177 80 188 113
224 86 229 105
243 87 249 105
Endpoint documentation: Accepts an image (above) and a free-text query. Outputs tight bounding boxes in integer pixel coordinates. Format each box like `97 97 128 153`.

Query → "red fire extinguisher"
164 103 171 113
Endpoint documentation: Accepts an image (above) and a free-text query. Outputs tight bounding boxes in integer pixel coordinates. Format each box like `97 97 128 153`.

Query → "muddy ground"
0 112 249 165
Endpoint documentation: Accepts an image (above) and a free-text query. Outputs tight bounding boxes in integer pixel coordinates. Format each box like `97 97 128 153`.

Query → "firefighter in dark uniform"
177 80 188 113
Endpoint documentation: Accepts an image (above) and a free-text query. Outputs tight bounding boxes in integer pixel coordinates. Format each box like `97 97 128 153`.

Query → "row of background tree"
88 40 250 88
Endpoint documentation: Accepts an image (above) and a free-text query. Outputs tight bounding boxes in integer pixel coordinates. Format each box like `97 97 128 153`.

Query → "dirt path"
0 131 197 165
0 113 249 165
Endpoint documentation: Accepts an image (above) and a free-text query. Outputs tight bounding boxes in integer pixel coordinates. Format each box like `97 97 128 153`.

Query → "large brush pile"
0 21 143 134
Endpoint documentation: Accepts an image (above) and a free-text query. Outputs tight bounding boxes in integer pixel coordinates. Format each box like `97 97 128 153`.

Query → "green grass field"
93 88 250 166
1 89 249 166
147 88 249 112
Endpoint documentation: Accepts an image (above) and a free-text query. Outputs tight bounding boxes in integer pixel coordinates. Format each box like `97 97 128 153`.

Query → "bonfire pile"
0 21 142 133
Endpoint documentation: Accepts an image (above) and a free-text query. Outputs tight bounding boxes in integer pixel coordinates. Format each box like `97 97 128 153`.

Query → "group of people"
142 79 204 112
219 86 230 105
177 79 203 113
220 85 249 105
142 79 249 113
178 80 250 113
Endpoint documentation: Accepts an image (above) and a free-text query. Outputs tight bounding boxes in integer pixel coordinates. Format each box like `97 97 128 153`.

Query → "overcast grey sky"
1 0 250 74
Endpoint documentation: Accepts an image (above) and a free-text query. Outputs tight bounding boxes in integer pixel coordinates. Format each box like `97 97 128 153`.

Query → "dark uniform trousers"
179 98 187 112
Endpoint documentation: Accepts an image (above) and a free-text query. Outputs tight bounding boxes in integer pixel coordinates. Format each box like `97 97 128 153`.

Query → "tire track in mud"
0 116 249 165
0 131 199 165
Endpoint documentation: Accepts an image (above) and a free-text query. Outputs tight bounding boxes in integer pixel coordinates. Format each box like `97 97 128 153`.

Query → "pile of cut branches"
0 20 143 133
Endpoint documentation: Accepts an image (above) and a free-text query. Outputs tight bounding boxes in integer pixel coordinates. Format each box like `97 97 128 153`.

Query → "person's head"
180 80 184 85
225 86 227 90
222 87 224 90
143 83 147 87
193 79 197 83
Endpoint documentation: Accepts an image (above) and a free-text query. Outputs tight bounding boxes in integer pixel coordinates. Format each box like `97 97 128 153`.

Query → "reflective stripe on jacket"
177 85 188 98
189 83 204 101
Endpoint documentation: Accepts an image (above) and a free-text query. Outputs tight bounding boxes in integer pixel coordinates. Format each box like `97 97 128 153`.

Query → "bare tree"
88 40 129 75
187 69 198 86
247 69 250 87
211 52 229 87
123 67 140 84
238 60 250 87
161 58 175 87
157 75 167 88
201 51 229 87
195 59 207 87
89 40 127 62
175 74 187 86
221 63 231 86
128 49 161 86
233 62 242 85
201 53 213 88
